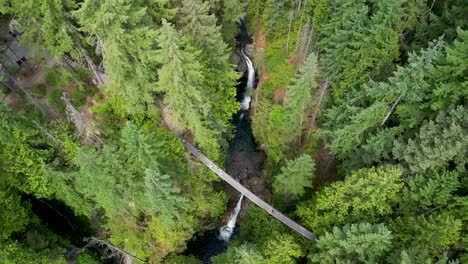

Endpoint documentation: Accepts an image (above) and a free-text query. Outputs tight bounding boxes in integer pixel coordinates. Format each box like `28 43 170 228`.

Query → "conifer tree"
75 0 159 116
273 154 315 199
325 38 445 170
212 243 265 264
179 0 239 127
1 0 74 56
283 53 319 145
156 20 220 157
310 223 393 263
297 166 403 232
144 169 189 226
263 0 289 39
0 103 51 197
393 106 467 174
319 0 403 102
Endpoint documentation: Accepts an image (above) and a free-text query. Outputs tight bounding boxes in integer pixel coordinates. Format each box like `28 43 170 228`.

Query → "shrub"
47 89 65 113
70 84 96 109
74 67 92 82
45 66 72 87
33 84 47 98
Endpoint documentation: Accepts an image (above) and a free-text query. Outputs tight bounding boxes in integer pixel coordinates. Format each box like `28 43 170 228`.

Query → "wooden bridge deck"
181 139 316 241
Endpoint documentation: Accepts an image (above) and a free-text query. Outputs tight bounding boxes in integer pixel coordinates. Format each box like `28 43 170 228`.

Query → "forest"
0 0 466 263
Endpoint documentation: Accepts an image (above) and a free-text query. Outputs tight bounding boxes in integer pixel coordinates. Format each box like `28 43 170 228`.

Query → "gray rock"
244 44 254 57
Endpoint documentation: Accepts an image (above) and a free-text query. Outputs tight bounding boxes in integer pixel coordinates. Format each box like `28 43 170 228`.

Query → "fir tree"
310 223 393 263
273 154 315 199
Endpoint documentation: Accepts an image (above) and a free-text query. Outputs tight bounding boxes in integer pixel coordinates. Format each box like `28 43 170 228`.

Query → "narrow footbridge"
181 139 316 241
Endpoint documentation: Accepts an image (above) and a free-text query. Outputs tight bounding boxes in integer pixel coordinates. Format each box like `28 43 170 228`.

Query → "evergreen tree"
309 223 393 263
297 166 403 232
325 38 445 171
144 169 189 226
393 106 468 174
429 28 468 111
389 211 463 256
212 243 265 264
156 20 221 157
75 0 160 116
283 53 320 146
0 103 51 197
273 154 315 199
2 0 74 56
263 0 289 39
261 234 305 264
319 0 402 102
179 0 239 127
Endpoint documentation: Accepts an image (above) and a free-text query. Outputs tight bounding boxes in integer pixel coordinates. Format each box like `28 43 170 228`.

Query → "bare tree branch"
381 95 402 126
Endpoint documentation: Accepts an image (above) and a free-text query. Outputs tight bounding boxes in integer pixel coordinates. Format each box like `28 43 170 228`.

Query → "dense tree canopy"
0 0 466 263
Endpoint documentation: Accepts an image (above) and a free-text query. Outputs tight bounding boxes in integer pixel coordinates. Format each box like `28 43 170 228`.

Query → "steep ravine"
184 21 269 262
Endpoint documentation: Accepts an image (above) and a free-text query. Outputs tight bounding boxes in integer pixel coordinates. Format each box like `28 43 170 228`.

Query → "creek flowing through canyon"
184 21 267 262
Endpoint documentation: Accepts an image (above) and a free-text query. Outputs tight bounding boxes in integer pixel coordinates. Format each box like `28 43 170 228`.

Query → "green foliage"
325 38 446 171
156 20 221 158
241 206 287 244
212 243 265 264
75 0 160 115
429 28 468 111
282 53 320 146
144 169 189 226
393 106 468 174
309 223 393 263
0 240 65 264
389 211 463 256
45 67 72 87
47 89 65 112
273 154 315 198
319 0 402 102
179 0 239 127
76 254 99 264
70 84 95 109
263 0 288 39
33 84 47 98
402 170 460 211
261 233 305 264
297 166 403 232
0 186 31 239
164 254 201 264
0 103 51 197
5 0 74 56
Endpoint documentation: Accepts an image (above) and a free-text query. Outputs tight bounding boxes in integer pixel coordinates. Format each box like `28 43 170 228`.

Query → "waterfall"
218 195 244 241
240 49 255 111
